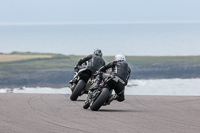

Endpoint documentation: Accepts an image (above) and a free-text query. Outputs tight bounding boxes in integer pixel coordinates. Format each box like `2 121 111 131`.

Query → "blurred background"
0 0 200 95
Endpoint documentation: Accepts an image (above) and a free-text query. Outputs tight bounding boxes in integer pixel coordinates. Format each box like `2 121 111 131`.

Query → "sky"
0 0 200 24
0 0 200 56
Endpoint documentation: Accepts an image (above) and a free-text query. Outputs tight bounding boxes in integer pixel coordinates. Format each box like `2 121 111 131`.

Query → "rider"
89 54 131 102
69 49 105 84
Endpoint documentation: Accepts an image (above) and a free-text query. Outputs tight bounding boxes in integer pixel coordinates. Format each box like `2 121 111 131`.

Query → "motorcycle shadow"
75 99 85 102
98 109 144 113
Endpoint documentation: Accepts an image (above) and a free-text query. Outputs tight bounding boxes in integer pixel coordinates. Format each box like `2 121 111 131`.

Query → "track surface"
0 93 200 133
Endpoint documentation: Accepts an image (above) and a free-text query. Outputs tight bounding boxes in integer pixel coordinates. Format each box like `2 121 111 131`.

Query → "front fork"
85 89 101 106
70 83 76 92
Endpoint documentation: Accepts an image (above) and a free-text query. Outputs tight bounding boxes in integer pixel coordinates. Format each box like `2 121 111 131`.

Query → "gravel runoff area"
0 93 200 133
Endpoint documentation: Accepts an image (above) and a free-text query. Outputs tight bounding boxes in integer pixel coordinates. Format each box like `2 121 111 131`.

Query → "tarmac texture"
0 93 200 133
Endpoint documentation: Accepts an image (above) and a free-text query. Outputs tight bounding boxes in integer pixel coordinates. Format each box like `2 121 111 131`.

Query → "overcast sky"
0 0 200 25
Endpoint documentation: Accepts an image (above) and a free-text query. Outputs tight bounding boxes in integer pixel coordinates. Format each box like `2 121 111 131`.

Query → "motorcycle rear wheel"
90 88 110 111
70 79 86 101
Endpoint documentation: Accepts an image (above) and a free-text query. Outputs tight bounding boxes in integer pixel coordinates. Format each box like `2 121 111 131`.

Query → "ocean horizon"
1 22 200 56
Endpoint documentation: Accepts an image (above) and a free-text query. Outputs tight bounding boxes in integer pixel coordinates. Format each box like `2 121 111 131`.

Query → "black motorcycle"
70 65 95 101
83 73 121 111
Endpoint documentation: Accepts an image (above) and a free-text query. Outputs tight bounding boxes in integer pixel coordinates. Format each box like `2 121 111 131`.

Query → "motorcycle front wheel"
70 79 86 101
90 88 110 111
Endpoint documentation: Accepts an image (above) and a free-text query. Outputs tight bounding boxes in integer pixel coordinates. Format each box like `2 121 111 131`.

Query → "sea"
0 23 200 56
0 23 200 95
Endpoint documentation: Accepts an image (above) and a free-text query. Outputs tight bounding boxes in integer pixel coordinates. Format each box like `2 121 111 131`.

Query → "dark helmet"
94 49 103 57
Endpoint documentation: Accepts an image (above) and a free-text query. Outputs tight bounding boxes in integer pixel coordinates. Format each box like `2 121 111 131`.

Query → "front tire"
70 80 86 101
90 88 110 111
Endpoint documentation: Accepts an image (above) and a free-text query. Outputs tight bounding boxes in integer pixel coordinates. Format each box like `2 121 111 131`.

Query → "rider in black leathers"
69 49 105 84
89 54 131 102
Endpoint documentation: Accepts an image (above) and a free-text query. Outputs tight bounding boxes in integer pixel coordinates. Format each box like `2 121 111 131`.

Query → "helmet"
114 54 126 61
94 49 103 57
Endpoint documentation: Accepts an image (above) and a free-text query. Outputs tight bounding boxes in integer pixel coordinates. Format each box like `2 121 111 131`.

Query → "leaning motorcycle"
70 66 95 101
83 73 121 111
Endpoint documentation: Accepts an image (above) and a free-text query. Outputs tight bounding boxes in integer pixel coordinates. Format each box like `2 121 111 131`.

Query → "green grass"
0 53 84 74
0 52 200 78
125 56 200 66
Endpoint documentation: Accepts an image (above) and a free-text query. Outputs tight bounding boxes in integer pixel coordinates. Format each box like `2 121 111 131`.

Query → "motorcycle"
83 73 121 111
69 64 96 101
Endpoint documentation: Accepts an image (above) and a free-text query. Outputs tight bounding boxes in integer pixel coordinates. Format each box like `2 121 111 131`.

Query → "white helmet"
114 54 126 61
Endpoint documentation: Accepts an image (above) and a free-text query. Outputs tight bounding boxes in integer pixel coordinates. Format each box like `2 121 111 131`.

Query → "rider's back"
87 54 105 74
112 61 130 82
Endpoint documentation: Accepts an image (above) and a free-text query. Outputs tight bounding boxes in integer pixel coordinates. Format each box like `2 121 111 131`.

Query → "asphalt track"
0 93 200 133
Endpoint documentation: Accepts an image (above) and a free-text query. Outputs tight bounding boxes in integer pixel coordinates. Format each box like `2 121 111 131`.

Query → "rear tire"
70 80 86 101
90 88 110 111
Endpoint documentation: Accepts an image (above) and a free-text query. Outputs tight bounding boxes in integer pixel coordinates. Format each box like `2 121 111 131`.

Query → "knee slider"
116 96 124 102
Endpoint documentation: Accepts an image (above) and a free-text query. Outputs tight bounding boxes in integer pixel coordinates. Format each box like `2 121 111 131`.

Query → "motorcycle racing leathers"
92 60 131 102
72 54 105 83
